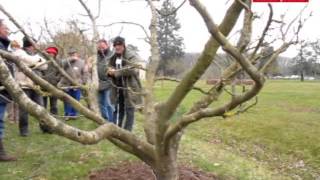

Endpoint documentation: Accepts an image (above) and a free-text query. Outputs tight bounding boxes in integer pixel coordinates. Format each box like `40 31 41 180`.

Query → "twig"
155 77 209 95
156 0 187 17
98 21 150 41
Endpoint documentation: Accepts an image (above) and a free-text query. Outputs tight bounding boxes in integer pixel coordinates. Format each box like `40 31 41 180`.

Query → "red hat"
45 46 59 56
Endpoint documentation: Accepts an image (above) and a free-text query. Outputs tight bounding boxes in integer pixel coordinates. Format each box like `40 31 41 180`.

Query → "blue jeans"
98 89 114 123
64 89 81 117
0 102 7 138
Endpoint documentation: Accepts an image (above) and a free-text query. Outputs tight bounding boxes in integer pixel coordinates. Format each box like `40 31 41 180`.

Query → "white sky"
0 0 318 59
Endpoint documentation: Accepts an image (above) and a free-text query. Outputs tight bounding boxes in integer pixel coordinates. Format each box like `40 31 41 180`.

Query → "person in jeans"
97 39 114 122
0 19 16 161
107 36 142 131
5 40 21 124
58 48 88 120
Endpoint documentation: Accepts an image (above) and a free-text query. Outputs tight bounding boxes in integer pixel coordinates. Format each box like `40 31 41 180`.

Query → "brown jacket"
108 49 143 108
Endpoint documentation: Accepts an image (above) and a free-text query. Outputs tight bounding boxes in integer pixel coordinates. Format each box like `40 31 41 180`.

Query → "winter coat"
0 37 14 103
108 49 143 108
97 49 114 91
43 58 62 86
57 58 88 88
13 49 48 89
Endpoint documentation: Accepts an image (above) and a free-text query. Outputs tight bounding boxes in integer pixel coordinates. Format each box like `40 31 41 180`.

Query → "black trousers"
19 89 45 133
113 90 135 131
43 96 58 115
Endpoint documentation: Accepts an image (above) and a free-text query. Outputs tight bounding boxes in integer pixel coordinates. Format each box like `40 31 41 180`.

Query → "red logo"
253 0 308 2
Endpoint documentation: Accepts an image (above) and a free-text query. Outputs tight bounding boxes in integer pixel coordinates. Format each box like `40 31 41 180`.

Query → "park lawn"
0 80 319 180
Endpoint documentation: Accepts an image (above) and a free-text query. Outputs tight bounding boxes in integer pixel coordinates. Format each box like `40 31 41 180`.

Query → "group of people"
0 20 142 162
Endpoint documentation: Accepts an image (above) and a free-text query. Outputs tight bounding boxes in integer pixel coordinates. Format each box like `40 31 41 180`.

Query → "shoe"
39 123 53 134
0 139 17 162
69 116 79 120
20 132 29 137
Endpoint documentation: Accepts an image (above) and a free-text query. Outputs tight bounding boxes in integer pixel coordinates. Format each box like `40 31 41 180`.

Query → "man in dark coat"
97 39 114 123
43 46 60 115
107 36 142 131
0 19 17 161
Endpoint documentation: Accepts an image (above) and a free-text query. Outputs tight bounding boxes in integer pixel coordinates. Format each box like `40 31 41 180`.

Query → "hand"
107 68 116 76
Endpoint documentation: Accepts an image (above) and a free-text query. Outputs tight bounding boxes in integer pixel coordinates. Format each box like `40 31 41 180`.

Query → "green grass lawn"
0 80 319 180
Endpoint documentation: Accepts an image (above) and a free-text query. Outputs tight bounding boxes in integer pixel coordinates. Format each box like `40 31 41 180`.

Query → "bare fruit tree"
0 0 308 179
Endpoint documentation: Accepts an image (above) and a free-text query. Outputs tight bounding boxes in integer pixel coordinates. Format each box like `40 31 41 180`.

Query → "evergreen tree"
157 0 185 76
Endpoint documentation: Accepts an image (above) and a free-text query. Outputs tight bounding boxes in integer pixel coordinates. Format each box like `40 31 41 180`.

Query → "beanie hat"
45 46 59 56
113 36 125 46
22 37 36 48
68 47 78 55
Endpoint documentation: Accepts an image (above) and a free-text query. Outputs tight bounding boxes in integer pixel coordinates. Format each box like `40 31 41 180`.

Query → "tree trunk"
153 154 179 180
300 71 304 82
153 134 181 180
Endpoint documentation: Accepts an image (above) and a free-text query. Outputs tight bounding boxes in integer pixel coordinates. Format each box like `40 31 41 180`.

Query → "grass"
0 80 320 179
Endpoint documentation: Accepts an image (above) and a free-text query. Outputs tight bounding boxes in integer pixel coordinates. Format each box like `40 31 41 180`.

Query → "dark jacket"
43 58 62 86
108 49 143 107
0 37 14 103
97 49 113 90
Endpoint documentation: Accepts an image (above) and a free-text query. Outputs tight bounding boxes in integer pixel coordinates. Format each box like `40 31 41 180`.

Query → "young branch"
155 77 209 95
98 21 150 41
0 4 83 89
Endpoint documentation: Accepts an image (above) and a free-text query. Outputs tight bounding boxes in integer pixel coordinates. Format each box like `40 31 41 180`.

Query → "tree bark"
153 141 179 180
154 159 179 180
300 71 304 82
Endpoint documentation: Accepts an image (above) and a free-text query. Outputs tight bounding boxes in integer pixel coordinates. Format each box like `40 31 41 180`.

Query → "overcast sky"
0 0 318 59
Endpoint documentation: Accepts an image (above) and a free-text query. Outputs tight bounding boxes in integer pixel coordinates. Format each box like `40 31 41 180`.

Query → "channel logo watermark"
253 0 308 2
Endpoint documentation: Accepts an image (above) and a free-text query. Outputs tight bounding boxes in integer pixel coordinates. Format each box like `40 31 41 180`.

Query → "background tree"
157 0 185 76
290 41 320 81
258 46 281 77
43 19 93 59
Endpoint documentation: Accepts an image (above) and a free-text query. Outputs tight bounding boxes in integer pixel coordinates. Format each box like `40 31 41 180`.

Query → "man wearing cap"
0 19 17 161
107 36 142 131
58 48 88 120
14 37 48 136
97 39 114 123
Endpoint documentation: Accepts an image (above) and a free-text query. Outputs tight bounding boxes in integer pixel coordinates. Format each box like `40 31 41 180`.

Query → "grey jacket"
97 49 113 91
57 58 88 88
108 49 143 107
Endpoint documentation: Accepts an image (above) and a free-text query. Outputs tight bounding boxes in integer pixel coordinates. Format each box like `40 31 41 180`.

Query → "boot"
19 127 29 137
39 123 53 134
19 120 29 137
0 139 17 162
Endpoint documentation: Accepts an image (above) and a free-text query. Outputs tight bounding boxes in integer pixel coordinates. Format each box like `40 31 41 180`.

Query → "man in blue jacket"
0 19 17 161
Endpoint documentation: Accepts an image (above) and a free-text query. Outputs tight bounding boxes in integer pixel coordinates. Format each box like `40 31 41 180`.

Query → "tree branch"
0 55 155 165
0 4 83 89
155 77 209 95
0 50 104 125
98 21 150 41
157 0 246 124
